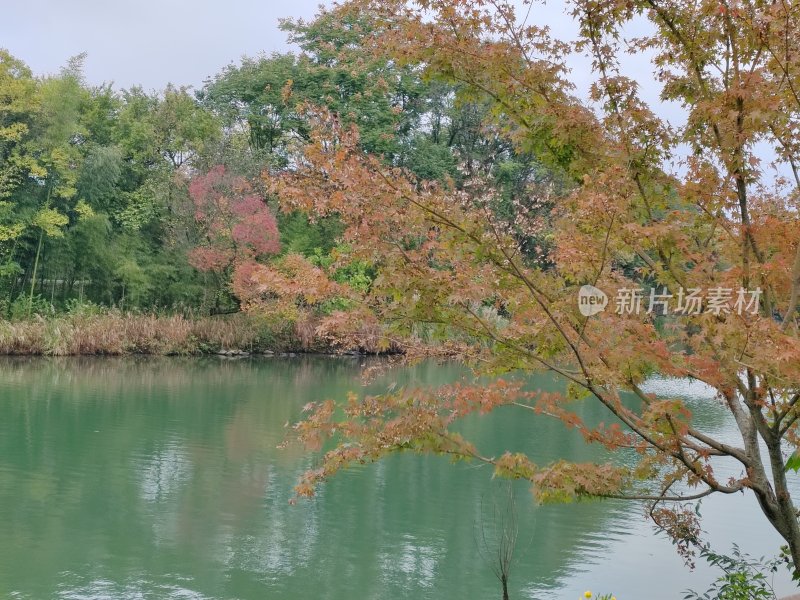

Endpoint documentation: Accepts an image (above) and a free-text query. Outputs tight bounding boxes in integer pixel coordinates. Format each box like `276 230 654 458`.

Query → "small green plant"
8 294 53 320
64 298 104 317
684 544 782 600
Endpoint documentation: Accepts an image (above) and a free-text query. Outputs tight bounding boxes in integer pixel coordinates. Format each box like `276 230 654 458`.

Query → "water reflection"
0 356 795 599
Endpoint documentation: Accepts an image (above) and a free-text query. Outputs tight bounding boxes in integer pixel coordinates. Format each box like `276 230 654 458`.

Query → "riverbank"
0 312 394 356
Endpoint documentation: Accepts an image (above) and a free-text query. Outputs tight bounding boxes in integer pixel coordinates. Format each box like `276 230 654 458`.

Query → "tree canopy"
253 0 800 576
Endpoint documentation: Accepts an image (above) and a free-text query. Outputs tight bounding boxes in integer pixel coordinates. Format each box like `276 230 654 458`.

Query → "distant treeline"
0 9 562 321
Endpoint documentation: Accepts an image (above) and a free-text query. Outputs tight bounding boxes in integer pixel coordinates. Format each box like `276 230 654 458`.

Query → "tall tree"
0 50 38 289
14 55 88 312
272 0 800 576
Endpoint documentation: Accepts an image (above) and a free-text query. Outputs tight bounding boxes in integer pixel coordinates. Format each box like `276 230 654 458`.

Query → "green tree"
0 50 37 292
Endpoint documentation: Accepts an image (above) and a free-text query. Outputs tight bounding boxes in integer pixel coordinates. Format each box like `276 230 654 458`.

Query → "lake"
0 356 796 599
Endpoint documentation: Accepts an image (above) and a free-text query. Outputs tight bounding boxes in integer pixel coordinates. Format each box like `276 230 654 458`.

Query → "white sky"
0 0 324 91
1 0 658 98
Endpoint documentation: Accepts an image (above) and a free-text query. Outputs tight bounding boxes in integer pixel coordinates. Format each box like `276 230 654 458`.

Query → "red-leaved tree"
188 165 280 280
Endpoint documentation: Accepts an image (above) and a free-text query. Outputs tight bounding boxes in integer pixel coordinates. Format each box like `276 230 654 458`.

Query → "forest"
0 12 556 334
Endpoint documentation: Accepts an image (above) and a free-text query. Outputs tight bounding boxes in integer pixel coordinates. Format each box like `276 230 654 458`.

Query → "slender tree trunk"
501 575 509 600
27 229 43 316
784 524 800 579
5 237 19 310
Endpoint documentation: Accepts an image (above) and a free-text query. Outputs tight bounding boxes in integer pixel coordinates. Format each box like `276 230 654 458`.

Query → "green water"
0 356 795 599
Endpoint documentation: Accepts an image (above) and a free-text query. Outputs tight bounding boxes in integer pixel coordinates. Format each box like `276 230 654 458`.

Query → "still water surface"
0 356 797 599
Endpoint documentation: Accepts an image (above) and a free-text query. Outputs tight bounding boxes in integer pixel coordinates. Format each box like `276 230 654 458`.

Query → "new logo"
578 285 608 317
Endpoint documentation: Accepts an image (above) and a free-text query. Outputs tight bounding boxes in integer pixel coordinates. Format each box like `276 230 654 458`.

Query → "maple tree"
254 0 800 575
187 165 280 295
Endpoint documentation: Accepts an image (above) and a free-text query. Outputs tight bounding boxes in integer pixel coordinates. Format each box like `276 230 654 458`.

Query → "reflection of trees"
139 442 192 503
0 356 637 599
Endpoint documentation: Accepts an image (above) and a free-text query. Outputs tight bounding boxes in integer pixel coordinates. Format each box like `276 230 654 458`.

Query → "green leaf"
785 452 800 473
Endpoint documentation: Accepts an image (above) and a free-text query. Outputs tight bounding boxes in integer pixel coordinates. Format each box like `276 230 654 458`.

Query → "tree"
87 85 224 310
275 0 800 577
476 483 520 600
0 50 38 290
199 53 303 158
200 9 429 162
187 165 280 311
15 55 88 313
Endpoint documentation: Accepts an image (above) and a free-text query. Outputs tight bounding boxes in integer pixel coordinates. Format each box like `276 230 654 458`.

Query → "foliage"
277 0 800 578
187 165 280 274
8 294 54 320
684 545 782 600
1 9 552 317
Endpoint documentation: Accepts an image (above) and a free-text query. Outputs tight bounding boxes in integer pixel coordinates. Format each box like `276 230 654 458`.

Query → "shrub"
684 544 782 600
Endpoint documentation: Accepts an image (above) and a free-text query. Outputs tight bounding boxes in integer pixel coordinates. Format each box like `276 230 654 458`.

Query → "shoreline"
0 312 400 357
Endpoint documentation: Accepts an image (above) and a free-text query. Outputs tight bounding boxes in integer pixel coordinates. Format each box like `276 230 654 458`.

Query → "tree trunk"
756 489 800 578
27 229 44 316
501 575 509 600
763 435 800 578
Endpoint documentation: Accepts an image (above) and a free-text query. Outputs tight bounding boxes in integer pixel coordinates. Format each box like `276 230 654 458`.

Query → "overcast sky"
0 0 675 125
1 0 325 91
1 0 651 92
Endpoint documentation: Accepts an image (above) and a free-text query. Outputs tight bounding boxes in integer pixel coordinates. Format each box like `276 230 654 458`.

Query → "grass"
0 312 312 356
